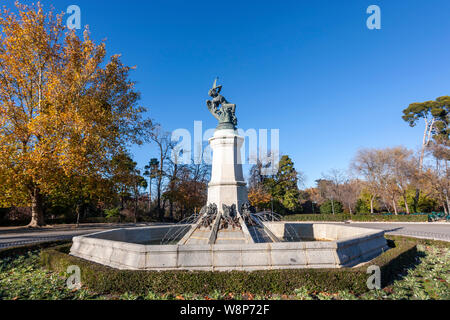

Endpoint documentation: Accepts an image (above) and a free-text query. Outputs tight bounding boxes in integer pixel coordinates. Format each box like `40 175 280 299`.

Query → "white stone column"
207 129 248 213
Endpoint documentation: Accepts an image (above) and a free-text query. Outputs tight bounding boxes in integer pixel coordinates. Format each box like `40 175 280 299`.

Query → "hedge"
283 214 429 222
37 236 432 296
0 240 71 259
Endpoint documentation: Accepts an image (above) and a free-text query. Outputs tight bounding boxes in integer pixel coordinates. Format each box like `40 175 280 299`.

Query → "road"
0 221 449 249
0 223 159 249
344 222 450 242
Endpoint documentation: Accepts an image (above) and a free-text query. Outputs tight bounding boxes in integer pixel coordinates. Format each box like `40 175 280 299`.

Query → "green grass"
283 214 429 222
0 237 449 300
0 250 98 300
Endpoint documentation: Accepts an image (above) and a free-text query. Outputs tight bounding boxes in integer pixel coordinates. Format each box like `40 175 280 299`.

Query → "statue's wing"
207 100 220 120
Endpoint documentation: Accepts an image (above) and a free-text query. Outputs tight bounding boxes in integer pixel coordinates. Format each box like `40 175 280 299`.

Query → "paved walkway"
345 222 450 242
1 221 449 249
0 223 159 249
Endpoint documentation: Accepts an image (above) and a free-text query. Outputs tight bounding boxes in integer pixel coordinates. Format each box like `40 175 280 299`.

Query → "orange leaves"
0 1 151 215
248 187 271 209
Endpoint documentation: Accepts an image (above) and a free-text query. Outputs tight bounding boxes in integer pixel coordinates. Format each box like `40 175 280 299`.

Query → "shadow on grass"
380 239 425 288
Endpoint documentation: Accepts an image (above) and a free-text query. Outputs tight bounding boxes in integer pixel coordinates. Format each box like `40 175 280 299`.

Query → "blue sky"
5 0 450 187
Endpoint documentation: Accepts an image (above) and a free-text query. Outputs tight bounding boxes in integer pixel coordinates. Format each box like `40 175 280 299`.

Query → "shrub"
283 214 428 222
0 241 70 259
104 208 120 219
320 200 343 214
355 199 371 214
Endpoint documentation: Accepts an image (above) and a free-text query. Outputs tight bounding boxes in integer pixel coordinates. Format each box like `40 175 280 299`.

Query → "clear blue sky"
6 0 450 187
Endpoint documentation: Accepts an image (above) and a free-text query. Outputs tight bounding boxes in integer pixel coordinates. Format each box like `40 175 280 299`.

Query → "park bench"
428 212 448 222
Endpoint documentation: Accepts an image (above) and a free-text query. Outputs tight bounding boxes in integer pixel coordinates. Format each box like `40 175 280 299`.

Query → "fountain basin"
70 223 388 271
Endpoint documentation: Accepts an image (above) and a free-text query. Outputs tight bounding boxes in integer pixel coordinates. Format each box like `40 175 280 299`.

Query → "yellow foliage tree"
248 186 271 211
0 2 152 226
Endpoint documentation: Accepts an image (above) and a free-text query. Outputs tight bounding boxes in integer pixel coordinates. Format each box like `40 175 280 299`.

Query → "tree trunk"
76 203 81 228
169 201 173 220
134 197 138 223
403 194 410 214
158 199 165 221
28 187 44 227
414 118 435 212
392 199 398 215
156 152 164 214
413 189 420 213
446 194 450 215
370 195 375 214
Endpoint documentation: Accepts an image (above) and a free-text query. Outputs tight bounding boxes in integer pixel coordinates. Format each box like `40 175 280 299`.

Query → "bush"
284 214 351 222
283 214 429 222
355 199 371 214
38 236 429 296
320 200 343 214
104 208 120 219
0 241 71 259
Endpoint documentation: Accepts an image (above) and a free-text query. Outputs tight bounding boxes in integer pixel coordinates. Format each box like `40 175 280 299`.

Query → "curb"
284 221 449 225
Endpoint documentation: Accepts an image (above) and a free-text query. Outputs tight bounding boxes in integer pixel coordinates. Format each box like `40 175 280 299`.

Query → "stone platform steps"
184 228 212 245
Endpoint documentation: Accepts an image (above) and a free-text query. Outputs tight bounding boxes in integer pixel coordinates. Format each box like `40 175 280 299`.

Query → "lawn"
0 238 449 300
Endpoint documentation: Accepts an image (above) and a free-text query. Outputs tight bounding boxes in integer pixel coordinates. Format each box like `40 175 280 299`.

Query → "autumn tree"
130 171 147 223
0 2 152 226
388 147 419 214
425 140 450 213
149 126 174 220
317 169 348 215
163 161 209 220
248 187 271 211
339 180 362 215
352 149 386 213
247 159 271 210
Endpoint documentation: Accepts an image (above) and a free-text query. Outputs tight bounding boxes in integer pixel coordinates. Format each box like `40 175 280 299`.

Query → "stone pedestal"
207 129 248 213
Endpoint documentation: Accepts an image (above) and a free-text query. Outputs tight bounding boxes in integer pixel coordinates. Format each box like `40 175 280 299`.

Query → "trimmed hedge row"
39 236 426 296
0 240 70 259
283 214 429 222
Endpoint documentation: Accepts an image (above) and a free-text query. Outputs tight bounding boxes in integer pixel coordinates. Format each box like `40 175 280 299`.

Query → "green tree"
320 200 343 214
110 152 147 222
357 188 380 214
403 96 449 211
403 96 449 155
355 199 370 214
264 155 300 213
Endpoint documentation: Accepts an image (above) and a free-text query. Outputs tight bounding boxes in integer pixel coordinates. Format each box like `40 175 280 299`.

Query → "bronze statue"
206 78 237 130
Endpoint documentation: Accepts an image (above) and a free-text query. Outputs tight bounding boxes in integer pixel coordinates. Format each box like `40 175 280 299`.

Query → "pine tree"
264 155 300 212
